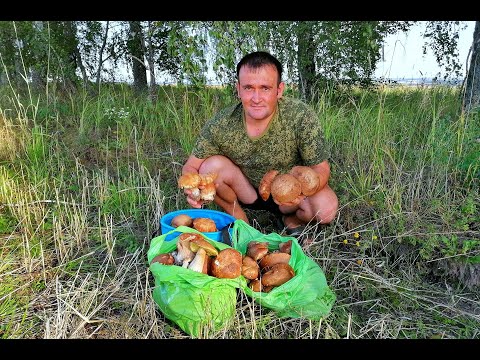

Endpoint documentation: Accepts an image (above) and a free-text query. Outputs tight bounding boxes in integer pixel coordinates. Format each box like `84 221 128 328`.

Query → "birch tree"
463 21 480 113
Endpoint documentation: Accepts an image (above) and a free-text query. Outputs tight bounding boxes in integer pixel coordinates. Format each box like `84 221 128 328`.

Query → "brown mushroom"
198 173 218 186
178 173 201 189
173 233 197 267
193 217 217 232
190 188 202 201
241 255 260 280
263 285 275 293
200 182 216 202
289 166 320 196
261 263 295 287
189 236 219 257
246 241 269 261
279 240 292 254
270 173 302 203
249 279 262 292
211 248 242 279
151 253 175 265
259 252 291 270
178 173 218 202
258 170 279 201
204 255 213 275
171 214 194 228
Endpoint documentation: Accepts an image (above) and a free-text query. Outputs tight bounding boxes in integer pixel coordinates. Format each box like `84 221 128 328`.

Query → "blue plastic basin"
160 209 236 242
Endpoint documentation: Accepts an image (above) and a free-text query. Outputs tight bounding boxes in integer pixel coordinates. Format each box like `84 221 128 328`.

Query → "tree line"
0 21 478 112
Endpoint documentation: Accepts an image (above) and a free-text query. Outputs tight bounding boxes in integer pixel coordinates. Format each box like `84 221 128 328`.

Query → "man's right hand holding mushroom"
258 166 320 206
178 172 218 208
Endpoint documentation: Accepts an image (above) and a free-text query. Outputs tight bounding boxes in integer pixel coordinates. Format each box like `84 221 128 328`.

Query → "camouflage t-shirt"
192 96 330 188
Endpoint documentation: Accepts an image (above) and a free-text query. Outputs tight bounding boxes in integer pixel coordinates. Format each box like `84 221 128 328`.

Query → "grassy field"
0 81 479 339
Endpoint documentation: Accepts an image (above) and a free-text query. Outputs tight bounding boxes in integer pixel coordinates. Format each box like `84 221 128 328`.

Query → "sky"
374 21 475 81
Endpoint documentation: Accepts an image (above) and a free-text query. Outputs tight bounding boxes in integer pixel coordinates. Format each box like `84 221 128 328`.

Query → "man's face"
236 64 284 122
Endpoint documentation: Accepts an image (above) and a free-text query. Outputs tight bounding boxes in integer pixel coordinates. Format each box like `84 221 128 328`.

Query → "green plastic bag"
147 226 247 337
231 219 336 320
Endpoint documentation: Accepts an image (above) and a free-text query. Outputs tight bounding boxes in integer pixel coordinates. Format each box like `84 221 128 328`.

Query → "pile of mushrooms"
259 166 320 203
151 233 242 279
170 214 218 233
241 240 295 293
178 172 217 202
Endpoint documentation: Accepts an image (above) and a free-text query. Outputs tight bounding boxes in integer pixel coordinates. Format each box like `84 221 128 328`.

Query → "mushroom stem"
188 248 207 273
175 236 195 267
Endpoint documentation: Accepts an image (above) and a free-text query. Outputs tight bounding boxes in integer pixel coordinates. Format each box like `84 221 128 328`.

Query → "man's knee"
315 197 338 224
199 155 233 174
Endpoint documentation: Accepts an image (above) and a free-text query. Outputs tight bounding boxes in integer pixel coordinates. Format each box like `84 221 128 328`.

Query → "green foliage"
0 298 18 338
0 20 468 99
99 182 144 222
0 212 16 233
116 232 141 253
16 124 52 184
423 21 465 81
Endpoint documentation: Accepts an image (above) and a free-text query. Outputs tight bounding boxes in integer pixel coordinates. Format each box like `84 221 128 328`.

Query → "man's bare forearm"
311 160 331 191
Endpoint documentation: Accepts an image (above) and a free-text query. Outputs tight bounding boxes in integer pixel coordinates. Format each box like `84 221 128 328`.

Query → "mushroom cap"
278 240 292 254
171 214 193 228
261 263 295 287
289 166 320 196
198 173 217 186
178 173 201 189
151 253 175 265
241 255 260 280
270 173 302 203
259 252 291 270
189 236 219 257
211 248 242 279
193 217 217 232
246 241 269 261
258 170 279 201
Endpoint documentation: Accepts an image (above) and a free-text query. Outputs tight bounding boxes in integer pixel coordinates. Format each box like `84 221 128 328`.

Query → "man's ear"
236 82 241 97
277 81 285 98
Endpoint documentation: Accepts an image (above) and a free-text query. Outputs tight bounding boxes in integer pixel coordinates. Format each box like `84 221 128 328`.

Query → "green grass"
0 81 479 339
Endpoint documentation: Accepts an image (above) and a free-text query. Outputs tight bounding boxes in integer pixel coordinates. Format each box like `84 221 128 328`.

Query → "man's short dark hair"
236 51 283 84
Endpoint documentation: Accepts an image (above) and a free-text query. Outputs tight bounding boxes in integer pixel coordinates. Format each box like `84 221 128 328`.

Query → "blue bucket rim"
160 208 236 234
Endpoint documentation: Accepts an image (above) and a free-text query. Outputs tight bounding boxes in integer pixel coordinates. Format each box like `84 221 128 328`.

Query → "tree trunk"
95 21 110 89
65 21 81 89
74 44 88 86
128 21 148 94
463 21 480 114
145 21 157 100
31 21 46 91
296 22 316 102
